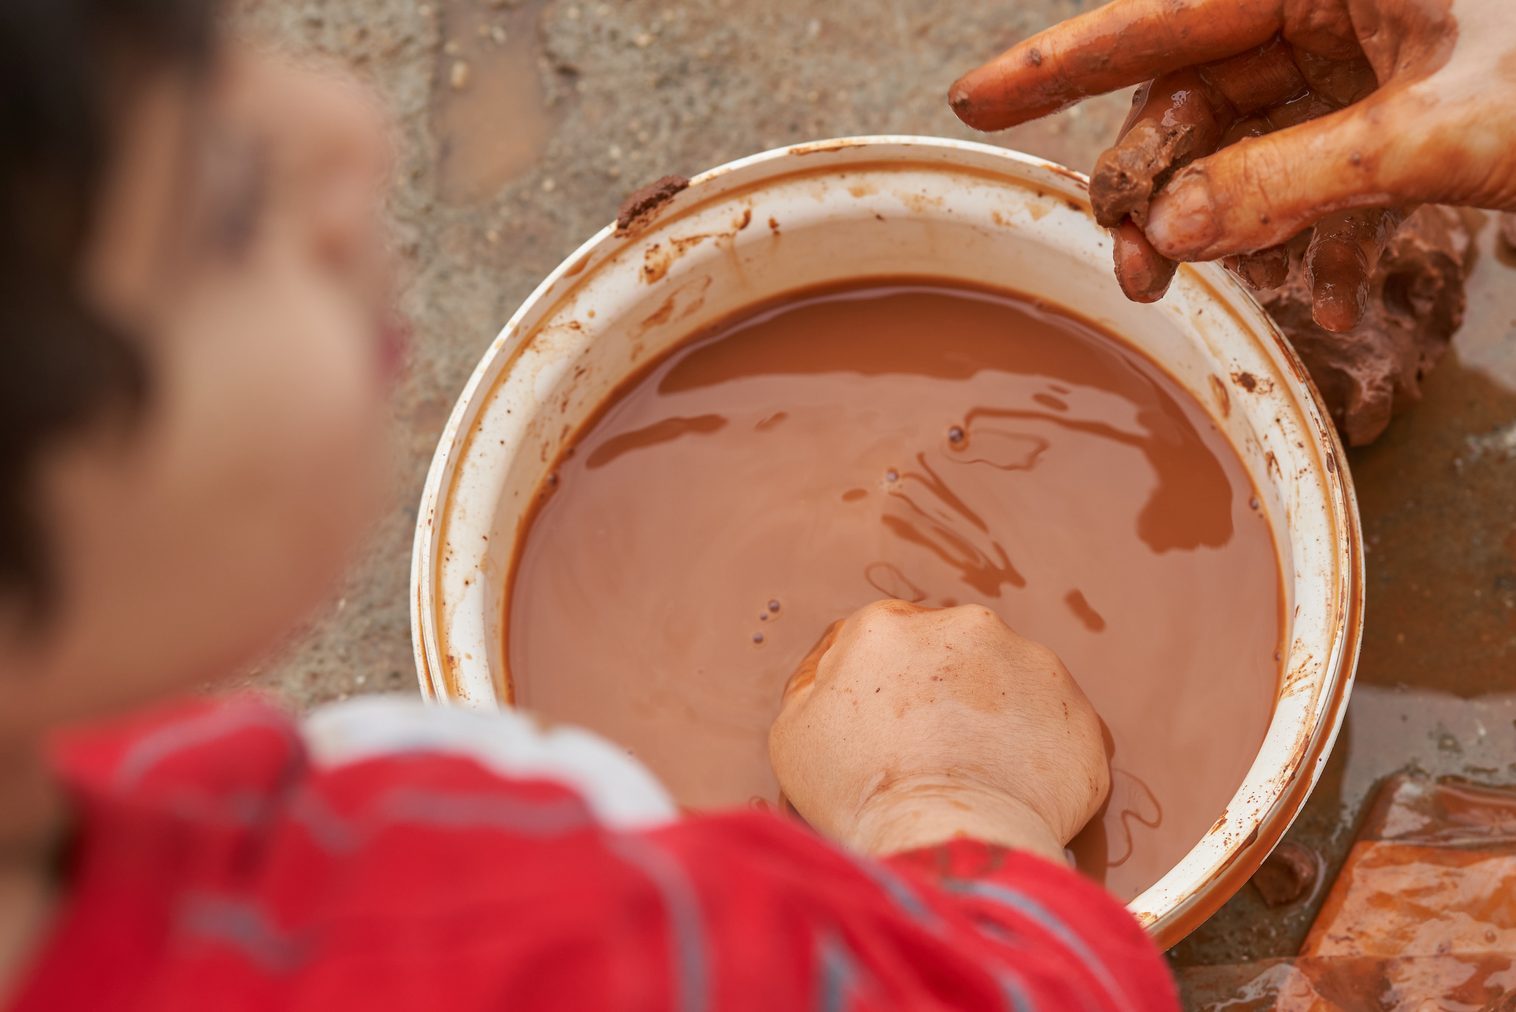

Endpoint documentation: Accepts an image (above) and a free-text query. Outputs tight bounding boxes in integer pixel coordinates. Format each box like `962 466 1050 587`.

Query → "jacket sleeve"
643 810 1179 1011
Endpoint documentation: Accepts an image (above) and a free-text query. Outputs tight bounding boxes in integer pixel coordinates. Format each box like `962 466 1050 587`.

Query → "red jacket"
10 700 1176 1011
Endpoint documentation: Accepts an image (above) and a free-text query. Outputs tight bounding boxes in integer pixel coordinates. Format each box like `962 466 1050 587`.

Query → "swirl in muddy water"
507 279 1283 901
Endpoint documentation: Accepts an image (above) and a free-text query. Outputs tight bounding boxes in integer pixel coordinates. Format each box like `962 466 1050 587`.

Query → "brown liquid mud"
507 278 1283 901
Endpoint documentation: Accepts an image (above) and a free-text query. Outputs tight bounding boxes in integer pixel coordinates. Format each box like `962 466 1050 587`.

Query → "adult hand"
769 601 1109 865
949 0 1516 331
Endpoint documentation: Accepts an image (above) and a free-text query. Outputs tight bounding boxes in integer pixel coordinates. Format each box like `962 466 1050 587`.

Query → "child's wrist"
849 774 1066 864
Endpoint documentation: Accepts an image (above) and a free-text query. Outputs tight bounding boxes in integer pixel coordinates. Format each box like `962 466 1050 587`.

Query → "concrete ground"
230 0 1127 709
234 0 1516 976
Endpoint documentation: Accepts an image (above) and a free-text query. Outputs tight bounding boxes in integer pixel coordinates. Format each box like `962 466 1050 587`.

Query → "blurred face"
0 46 398 733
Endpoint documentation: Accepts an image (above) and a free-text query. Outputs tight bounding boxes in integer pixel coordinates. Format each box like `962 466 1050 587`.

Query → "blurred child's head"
0 0 398 735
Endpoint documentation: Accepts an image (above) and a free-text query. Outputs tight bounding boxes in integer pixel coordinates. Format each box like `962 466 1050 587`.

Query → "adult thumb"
1144 94 1414 261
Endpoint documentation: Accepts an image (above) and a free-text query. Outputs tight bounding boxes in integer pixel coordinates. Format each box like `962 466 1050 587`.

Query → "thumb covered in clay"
1146 79 1516 264
1143 95 1408 261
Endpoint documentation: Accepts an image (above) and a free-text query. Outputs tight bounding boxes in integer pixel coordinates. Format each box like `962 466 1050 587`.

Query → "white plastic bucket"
411 136 1363 947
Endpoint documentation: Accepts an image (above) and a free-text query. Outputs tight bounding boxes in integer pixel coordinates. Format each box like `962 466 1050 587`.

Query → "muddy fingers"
948 0 1284 130
1091 71 1229 229
1226 247 1293 290
1112 220 1179 302
1304 207 1408 332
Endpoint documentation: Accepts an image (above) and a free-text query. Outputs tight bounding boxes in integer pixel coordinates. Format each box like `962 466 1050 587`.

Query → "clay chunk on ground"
1256 206 1472 447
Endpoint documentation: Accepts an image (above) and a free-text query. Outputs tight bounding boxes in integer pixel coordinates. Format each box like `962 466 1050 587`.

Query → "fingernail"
1311 276 1368 333
947 78 980 126
1147 172 1218 259
1112 229 1175 303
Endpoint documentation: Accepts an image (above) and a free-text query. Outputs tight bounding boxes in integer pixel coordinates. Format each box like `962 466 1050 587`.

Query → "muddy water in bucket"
507 278 1283 900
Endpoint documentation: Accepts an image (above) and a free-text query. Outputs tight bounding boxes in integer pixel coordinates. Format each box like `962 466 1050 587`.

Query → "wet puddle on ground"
430 0 553 204
1173 216 1516 967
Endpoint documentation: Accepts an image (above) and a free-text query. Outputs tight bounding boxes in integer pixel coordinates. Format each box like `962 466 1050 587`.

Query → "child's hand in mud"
768 600 1109 863
950 0 1516 332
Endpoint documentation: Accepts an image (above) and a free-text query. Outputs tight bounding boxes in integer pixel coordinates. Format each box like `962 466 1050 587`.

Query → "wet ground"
1170 222 1516 968
236 0 1516 975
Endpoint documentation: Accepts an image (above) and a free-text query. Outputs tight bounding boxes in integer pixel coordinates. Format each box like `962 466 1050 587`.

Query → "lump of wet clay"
1252 206 1472 447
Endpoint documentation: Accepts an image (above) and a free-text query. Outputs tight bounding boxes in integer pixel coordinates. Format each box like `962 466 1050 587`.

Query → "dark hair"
0 0 219 619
